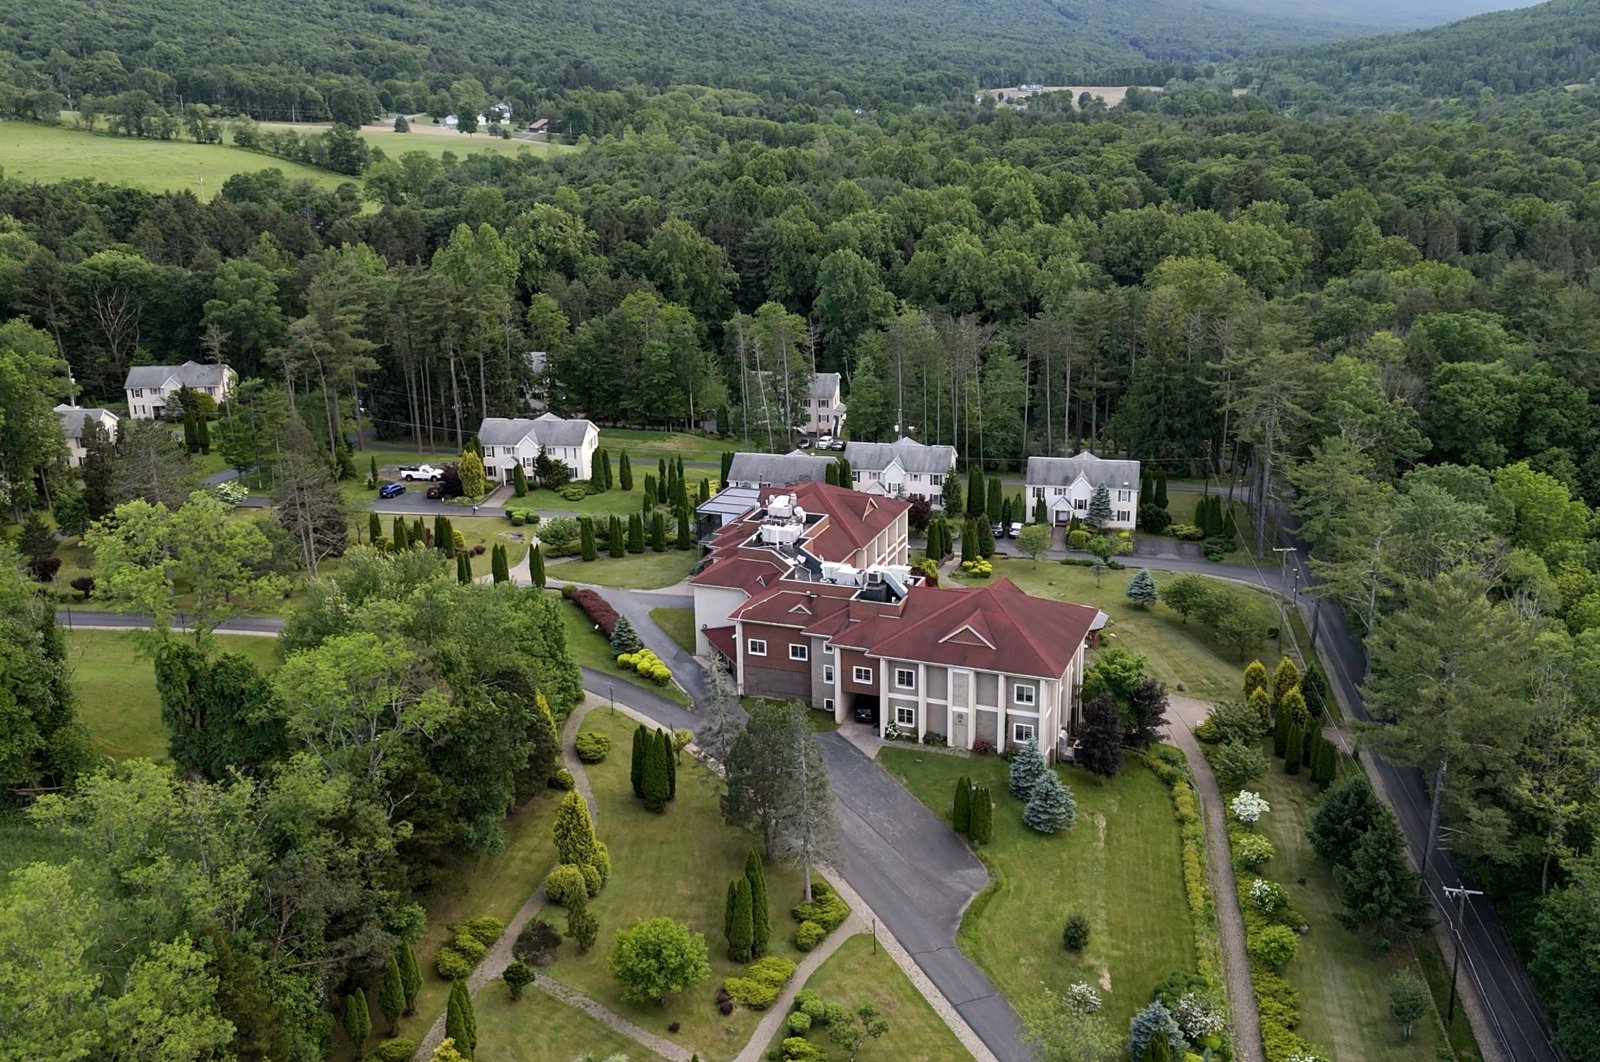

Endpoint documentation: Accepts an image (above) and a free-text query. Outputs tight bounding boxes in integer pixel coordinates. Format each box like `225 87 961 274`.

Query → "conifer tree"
412 517 425 546
643 729 670 812
620 452 634 490
676 506 695 550
491 543 509 583
651 510 667 552
1008 738 1047 799
392 515 408 549
631 725 648 797
553 789 599 868
720 451 733 485
434 514 451 552
456 552 472 585
1273 702 1291 757
379 955 405 1034
343 990 371 1051
986 477 1003 522
513 463 528 496
368 510 382 544
1272 656 1301 706
1140 472 1152 506
977 517 995 558
1034 496 1048 525
445 978 477 1058
610 616 642 654
530 691 560 785
608 514 625 557
1249 687 1272 729
580 517 597 561
1309 776 1385 866
369 454 379 486
1284 721 1304 774
1243 659 1268 700
1154 469 1168 508
969 784 993 845
967 466 985 517
700 478 711 505
942 474 962 517
1334 809 1429 946
598 449 612 490
726 877 754 961
399 941 422 1014
1312 735 1338 787
566 887 598 952
661 728 676 799
745 849 770 958
627 512 645 553
1126 569 1158 607
529 545 546 588
952 775 972 833
1023 770 1077 834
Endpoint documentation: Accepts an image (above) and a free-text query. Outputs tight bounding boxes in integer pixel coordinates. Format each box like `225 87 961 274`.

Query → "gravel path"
1165 695 1265 1062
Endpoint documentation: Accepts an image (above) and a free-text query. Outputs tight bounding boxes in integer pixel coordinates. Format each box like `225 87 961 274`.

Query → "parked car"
1009 521 1024 538
425 483 444 499
852 701 879 725
829 437 846 451
817 434 834 449
378 482 406 499
991 521 1005 538
399 463 444 481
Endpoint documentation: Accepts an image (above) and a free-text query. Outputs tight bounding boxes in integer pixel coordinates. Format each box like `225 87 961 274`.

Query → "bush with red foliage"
906 497 932 533
572 588 619 635
26 556 61 582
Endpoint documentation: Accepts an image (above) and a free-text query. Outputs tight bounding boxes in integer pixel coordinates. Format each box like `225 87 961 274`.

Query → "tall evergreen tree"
1284 721 1304 774
1334 809 1430 946
566 888 598 952
491 543 510 583
1008 738 1047 799
597 449 612 490
529 545 546 588
1023 770 1077 834
745 849 770 958
967 466 985 517
969 784 993 844
676 506 694 550
643 728 671 812
1273 702 1291 757
608 514 625 557
379 955 405 1035
620 452 634 490
580 517 597 561
343 991 371 1052
952 774 972 833
530 691 561 786
445 978 477 1059
719 451 732 485
1309 776 1385 866
650 510 667 552
628 512 645 553
961 518 978 564
368 510 382 544
631 724 647 797
661 727 677 799
987 477 1003 523
456 552 472 584
513 463 529 496
1154 469 1168 508
726 877 754 962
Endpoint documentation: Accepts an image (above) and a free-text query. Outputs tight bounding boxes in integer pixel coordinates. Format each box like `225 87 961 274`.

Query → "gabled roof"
809 373 842 401
124 361 231 391
1026 451 1140 489
864 578 1098 679
774 481 908 556
689 555 788 594
54 405 118 439
477 413 595 448
726 451 833 486
844 438 957 476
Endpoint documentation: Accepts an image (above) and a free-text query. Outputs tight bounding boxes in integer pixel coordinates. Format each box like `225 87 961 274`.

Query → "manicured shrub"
786 1011 813 1035
548 768 575 790
1062 912 1090 951
794 920 826 951
502 961 535 1000
1023 770 1077 834
792 883 850 932
1231 831 1276 871
581 863 602 897
1247 924 1300 969
435 947 472 981
571 588 620 634
574 731 611 763
371 1038 418 1062
642 726 671 812
609 615 643 653
450 930 488 964
723 956 797 1009
544 864 588 906
1283 721 1305 774
780 1036 826 1061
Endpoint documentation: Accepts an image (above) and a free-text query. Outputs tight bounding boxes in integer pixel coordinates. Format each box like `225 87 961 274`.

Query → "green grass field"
474 979 661 1061
650 608 697 654
546 708 813 1061
0 120 350 197
951 557 1287 701
64 630 281 761
552 593 690 706
1250 752 1450 1060
547 550 697 590
766 932 969 1061
878 750 1194 1026
258 119 577 161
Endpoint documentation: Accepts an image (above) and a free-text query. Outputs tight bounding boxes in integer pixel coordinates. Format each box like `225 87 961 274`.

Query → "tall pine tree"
643 729 671 812
631 724 647 797
745 849 770 958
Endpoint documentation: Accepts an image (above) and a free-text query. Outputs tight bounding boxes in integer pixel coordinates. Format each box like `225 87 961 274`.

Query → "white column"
877 657 890 738
916 662 927 741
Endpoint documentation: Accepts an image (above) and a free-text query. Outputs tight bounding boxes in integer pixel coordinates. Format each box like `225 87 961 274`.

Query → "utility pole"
1418 754 1449 890
1443 885 1484 1025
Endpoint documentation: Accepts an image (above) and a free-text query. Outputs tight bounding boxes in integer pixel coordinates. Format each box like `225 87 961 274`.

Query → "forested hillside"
0 0 1414 116
1239 0 1600 108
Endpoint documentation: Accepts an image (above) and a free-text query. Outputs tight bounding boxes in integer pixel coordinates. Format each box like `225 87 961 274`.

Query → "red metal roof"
704 625 737 661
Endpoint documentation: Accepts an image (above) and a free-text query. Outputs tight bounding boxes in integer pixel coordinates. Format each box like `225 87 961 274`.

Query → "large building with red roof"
691 481 1099 760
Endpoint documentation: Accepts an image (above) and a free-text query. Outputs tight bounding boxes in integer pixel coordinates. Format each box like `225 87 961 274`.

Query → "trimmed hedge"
575 731 611 763
1143 752 1223 995
723 955 797 1010
571 588 619 635
432 916 505 979
794 920 826 952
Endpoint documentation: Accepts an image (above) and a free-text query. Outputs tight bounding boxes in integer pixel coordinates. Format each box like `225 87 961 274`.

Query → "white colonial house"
54 404 119 467
477 413 599 482
123 362 236 420
1026 451 1141 529
803 373 846 436
725 450 835 490
844 438 958 507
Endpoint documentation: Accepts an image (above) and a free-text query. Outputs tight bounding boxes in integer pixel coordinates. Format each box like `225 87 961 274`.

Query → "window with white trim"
747 638 767 656
895 705 916 726
823 643 834 655
1013 722 1036 743
1116 509 1132 522
824 698 835 711
789 643 809 662
895 668 915 690
852 666 873 684
930 474 943 486
1014 684 1036 706
823 664 834 684
483 446 495 458
1117 490 1131 502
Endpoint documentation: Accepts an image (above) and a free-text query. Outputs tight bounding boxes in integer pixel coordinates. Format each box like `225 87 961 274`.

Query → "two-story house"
724 451 836 490
844 438 958 507
54 404 119 467
477 413 600 482
123 362 236 420
690 481 910 657
1026 451 1141 530
803 373 846 437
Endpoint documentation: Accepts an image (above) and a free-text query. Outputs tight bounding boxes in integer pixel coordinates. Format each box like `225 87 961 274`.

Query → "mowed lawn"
551 593 690 706
766 932 970 1062
64 630 281 761
544 708 812 1062
547 549 698 590
1250 753 1448 1061
0 120 350 197
259 120 575 161
650 607 697 654
474 981 661 1061
878 749 1194 1026
955 557 1288 701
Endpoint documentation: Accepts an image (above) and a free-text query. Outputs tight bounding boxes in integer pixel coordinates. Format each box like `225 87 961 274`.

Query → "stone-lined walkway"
1165 695 1265 1062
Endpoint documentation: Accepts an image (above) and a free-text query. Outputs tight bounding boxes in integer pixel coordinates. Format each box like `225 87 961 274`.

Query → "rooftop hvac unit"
767 495 794 519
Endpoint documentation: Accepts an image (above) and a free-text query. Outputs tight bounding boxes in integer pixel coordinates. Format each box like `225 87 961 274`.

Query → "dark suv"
852 701 879 725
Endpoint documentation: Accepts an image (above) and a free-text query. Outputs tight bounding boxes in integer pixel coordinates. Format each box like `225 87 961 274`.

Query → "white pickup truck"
399 463 445 481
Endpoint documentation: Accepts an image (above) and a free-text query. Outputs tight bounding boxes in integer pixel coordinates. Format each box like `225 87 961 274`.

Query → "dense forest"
1238 0 1600 109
